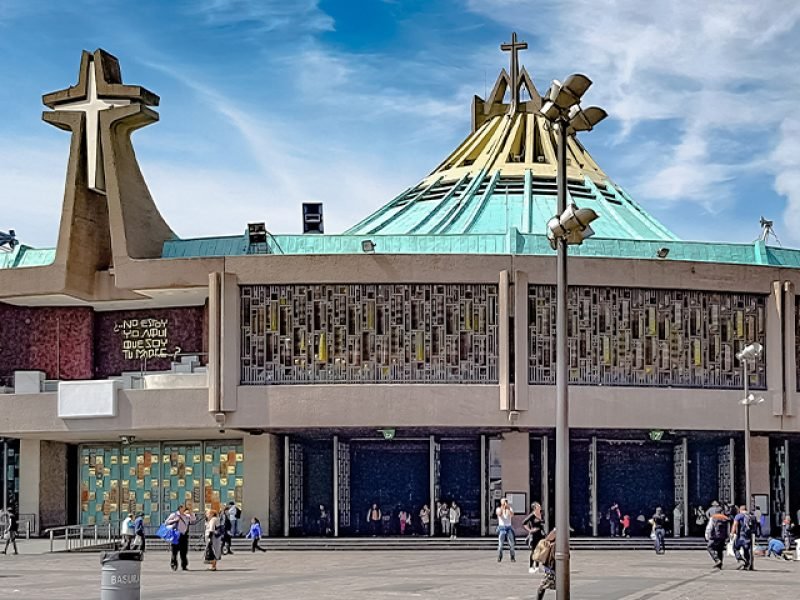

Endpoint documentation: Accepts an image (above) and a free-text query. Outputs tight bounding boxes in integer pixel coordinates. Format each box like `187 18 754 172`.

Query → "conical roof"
346 39 678 242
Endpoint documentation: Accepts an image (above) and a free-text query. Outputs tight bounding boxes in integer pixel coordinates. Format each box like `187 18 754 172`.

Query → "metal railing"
46 523 118 553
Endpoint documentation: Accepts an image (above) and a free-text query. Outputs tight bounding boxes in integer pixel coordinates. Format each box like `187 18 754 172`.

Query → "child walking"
247 517 268 553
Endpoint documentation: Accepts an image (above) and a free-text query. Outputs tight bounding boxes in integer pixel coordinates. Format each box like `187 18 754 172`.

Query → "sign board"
504 492 527 514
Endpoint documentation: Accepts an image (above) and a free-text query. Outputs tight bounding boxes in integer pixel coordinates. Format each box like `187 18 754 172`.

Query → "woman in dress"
204 509 223 571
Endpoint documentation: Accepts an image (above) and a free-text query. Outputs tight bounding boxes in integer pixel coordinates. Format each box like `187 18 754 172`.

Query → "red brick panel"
0 302 94 381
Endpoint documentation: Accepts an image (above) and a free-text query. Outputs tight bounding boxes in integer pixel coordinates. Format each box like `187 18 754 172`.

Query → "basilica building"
1 43 798 538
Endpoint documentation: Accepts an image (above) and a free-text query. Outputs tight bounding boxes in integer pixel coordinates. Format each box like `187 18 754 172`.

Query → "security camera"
508 410 520 423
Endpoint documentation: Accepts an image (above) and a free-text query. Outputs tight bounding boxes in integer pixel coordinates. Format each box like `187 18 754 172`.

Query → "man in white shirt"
120 513 134 550
496 498 516 563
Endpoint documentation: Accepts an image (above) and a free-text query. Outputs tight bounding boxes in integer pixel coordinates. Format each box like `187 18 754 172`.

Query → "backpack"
738 513 753 538
532 538 555 566
235 507 242 519
709 516 729 541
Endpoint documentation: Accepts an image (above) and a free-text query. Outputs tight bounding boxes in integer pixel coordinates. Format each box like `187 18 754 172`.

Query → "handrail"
46 522 118 553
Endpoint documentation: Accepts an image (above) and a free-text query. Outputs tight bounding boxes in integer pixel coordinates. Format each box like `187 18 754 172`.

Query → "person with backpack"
220 508 234 555
705 511 731 569
227 502 241 537
732 505 755 570
534 528 557 600
133 512 146 553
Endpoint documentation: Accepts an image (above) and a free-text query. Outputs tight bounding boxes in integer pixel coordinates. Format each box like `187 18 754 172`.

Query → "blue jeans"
497 526 516 560
654 527 665 553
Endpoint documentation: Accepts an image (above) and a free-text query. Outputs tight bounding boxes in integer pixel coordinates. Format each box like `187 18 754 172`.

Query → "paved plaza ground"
0 544 797 599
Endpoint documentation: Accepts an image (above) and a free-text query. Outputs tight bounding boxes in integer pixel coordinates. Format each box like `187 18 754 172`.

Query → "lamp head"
736 342 763 362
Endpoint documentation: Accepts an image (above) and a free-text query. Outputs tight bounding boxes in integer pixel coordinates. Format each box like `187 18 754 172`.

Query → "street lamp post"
541 75 606 600
736 342 764 508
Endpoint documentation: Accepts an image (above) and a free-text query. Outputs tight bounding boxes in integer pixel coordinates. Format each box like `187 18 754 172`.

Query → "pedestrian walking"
318 504 331 536
607 502 621 537
1 509 19 555
203 509 223 571
781 516 794 557
120 513 134 550
220 507 233 555
732 505 755 570
621 514 631 538
399 509 409 535
132 512 146 553
227 502 241 537
523 502 544 572
534 528 557 600
246 517 268 552
705 511 730 569
367 503 382 536
650 507 667 554
419 505 431 536
165 505 197 571
449 501 461 540
496 498 516 562
439 502 450 537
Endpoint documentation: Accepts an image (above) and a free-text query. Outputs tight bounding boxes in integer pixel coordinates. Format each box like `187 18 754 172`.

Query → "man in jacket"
1 509 19 555
165 505 197 571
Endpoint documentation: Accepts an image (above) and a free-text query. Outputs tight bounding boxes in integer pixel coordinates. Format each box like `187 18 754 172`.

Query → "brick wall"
0 303 94 380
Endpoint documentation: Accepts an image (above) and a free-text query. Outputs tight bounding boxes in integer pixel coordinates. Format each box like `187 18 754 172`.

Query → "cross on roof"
43 50 158 194
500 32 528 107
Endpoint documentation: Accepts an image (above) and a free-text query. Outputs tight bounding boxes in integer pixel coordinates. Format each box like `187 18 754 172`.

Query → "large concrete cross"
500 32 528 108
43 50 159 194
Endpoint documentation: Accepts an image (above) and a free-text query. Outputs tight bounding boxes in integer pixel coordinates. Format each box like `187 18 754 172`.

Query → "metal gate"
337 440 350 529
673 439 687 536
717 441 734 505
288 442 304 530
772 440 788 531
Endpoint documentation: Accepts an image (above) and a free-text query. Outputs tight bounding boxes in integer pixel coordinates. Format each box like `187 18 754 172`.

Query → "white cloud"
191 0 334 33
465 0 800 240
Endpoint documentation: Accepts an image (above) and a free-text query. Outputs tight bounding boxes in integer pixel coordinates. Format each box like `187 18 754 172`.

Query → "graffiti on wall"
113 318 178 360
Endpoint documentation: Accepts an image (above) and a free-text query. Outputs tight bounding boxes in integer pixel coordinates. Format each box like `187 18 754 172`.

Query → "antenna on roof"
0 229 18 252
756 216 782 247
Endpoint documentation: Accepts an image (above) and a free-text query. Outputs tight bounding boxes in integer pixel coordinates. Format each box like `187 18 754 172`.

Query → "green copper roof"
344 172 679 242
158 230 800 269
0 245 56 269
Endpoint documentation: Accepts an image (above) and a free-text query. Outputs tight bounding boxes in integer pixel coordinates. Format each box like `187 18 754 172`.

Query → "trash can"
100 550 142 600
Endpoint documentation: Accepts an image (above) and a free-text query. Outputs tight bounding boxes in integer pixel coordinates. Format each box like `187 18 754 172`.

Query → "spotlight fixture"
0 229 18 252
656 247 670 259
736 342 763 362
740 393 765 406
119 435 135 445
546 204 599 250
247 222 267 245
361 239 376 253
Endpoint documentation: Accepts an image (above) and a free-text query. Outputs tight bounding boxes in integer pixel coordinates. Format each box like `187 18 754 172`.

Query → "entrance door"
350 440 429 535
440 439 480 535
596 440 673 537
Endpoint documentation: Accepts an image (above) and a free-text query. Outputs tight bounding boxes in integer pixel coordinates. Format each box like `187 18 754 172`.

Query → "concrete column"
220 272 239 412
499 270 511 411
541 434 550 532
18 439 40 534
767 281 784 417
750 435 771 508
207 272 221 412
783 282 796 416
38 441 68 531
480 434 487 536
514 270 529 411
242 433 280 536
500 431 529 533
682 437 689 537
333 436 339 537
590 436 598 537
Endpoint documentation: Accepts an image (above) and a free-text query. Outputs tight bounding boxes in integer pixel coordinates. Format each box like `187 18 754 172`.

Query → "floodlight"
657 248 670 259
0 229 18 252
740 393 765 406
546 204 599 249
736 342 763 362
569 106 608 133
361 239 376 253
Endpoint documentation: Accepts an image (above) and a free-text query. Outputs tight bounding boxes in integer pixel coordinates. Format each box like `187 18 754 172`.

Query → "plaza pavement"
0 544 797 599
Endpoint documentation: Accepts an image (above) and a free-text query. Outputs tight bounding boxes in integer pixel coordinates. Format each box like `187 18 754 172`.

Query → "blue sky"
1 0 800 248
